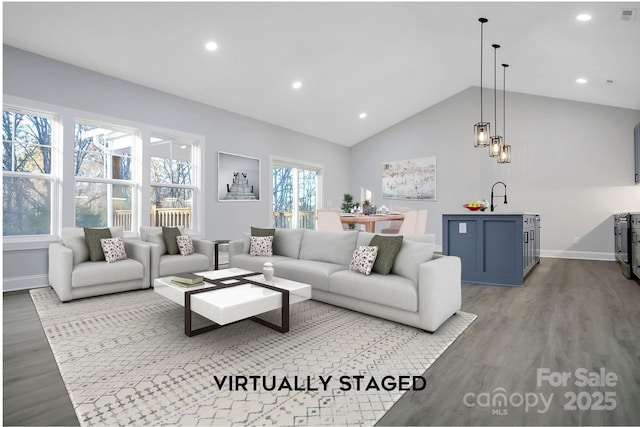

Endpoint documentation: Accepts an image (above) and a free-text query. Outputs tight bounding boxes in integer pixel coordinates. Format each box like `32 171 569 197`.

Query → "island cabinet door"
442 214 525 287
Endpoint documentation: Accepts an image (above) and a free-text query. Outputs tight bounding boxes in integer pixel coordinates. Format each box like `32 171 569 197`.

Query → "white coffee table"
154 268 311 336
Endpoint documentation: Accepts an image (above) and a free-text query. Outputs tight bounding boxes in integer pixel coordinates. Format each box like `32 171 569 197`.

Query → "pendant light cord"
493 44 500 137
480 22 484 123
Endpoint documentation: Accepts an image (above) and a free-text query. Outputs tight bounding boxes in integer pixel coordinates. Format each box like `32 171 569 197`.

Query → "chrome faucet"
490 181 508 212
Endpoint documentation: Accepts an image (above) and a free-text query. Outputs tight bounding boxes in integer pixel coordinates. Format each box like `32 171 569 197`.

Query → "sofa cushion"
369 235 403 275
276 259 347 292
84 227 112 262
176 235 195 256
231 254 293 272
158 253 210 277
273 228 304 258
250 236 273 256
329 270 418 312
358 231 435 246
392 241 435 282
71 258 143 288
251 226 275 237
162 226 182 255
349 246 378 276
299 230 358 266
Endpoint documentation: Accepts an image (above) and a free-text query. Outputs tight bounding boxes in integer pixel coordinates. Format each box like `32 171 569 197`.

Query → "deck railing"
113 207 192 229
272 211 316 229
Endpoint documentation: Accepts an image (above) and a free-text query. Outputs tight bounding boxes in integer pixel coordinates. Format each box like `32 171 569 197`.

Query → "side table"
214 239 230 270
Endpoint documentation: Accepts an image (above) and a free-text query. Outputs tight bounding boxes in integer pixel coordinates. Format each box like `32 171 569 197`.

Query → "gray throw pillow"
369 235 403 275
84 227 113 262
162 226 182 255
251 227 275 237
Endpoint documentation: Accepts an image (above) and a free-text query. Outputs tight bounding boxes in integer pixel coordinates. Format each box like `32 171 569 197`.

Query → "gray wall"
349 86 640 258
2 46 349 289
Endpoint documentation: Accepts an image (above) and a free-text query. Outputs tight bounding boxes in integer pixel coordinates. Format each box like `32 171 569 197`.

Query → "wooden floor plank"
3 258 640 426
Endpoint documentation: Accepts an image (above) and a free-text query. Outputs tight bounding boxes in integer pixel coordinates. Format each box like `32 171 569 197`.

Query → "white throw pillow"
100 237 128 263
176 235 194 256
349 245 378 276
249 236 273 256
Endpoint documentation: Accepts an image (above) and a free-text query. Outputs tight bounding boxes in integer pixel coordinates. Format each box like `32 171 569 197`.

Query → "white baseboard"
541 250 615 261
3 274 49 292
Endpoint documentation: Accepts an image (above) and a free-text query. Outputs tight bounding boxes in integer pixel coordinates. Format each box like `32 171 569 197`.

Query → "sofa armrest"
48 243 73 302
147 242 163 282
417 255 462 332
125 239 151 288
193 239 214 268
228 239 245 258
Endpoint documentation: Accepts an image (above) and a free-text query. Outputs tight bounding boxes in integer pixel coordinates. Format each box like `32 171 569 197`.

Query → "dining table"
339 213 405 233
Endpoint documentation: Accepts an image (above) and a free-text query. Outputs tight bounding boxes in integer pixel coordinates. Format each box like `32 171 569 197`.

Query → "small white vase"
263 262 274 282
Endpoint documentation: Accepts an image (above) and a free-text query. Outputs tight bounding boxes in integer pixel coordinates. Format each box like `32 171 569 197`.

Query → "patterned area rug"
30 287 476 426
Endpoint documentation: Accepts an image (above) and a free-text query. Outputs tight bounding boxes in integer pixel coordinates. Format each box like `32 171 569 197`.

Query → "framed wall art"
381 156 437 201
218 151 261 201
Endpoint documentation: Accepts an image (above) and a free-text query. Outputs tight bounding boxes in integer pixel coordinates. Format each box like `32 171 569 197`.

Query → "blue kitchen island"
442 213 541 287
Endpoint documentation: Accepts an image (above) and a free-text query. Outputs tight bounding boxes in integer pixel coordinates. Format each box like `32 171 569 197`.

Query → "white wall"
349 87 640 259
2 46 350 289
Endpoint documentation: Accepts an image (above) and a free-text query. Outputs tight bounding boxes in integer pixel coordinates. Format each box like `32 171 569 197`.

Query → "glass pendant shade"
497 144 511 163
474 122 490 147
489 135 503 157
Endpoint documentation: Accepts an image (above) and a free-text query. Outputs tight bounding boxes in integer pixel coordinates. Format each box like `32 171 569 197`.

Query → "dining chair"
317 209 344 231
398 210 418 235
416 209 428 234
380 207 411 234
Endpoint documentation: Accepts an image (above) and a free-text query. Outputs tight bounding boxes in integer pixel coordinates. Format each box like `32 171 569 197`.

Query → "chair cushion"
100 237 128 263
63 227 123 265
162 227 182 255
369 235 403 275
84 227 113 262
158 253 211 277
71 258 143 288
329 270 418 312
177 235 194 256
145 232 167 255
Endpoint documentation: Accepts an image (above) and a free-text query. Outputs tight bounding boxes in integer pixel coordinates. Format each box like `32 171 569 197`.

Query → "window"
3 108 57 236
74 122 137 230
150 135 196 229
272 160 320 229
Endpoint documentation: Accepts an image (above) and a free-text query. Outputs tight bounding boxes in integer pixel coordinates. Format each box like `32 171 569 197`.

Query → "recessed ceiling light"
576 14 592 21
359 112 367 119
292 81 302 89
205 41 218 51
576 78 588 84
180 144 187 149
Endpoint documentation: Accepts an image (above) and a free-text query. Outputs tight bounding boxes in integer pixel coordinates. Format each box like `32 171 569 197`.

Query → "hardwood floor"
3 258 640 426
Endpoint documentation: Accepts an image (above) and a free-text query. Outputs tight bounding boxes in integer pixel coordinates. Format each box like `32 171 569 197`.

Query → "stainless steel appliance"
614 213 632 278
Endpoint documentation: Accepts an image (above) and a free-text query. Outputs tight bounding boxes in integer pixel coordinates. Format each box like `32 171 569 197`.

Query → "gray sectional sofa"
229 228 462 332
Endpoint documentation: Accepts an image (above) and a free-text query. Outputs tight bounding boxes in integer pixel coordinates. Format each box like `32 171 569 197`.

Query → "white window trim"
2 95 205 251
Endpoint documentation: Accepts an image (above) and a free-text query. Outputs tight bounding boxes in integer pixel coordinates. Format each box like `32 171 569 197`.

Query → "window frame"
73 119 140 232
2 104 61 243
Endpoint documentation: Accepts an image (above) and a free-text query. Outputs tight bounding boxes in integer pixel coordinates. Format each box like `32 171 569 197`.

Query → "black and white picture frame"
218 151 261 201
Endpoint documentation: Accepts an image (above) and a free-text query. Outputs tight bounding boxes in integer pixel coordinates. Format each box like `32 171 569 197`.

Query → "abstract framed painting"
381 156 436 201
218 151 261 201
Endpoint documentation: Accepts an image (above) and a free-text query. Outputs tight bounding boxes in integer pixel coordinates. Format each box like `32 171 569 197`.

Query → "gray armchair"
140 226 214 283
48 227 150 302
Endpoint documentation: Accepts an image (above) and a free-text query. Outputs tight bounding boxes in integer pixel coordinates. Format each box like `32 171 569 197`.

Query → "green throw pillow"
84 227 113 262
251 227 275 237
162 226 182 255
369 235 403 275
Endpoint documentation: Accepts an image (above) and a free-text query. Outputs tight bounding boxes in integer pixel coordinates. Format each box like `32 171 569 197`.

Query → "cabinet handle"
531 230 534 241
524 232 529 243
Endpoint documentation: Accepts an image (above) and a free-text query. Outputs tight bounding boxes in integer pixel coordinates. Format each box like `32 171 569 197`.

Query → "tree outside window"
2 109 55 236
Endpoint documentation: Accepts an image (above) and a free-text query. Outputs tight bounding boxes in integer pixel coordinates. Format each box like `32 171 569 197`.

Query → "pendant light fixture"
474 18 490 147
489 44 503 158
498 63 512 163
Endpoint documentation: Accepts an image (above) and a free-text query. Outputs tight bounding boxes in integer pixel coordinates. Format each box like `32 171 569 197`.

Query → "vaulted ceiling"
4 2 640 146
